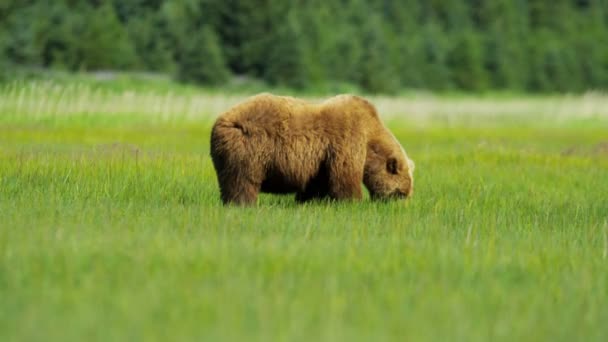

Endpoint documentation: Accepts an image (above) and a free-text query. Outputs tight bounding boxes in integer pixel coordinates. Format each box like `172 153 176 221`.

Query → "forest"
1 0 607 93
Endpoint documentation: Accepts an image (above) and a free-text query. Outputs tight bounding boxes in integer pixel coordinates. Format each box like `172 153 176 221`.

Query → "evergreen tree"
484 29 527 90
175 25 230 85
263 11 310 89
433 0 472 31
384 0 426 89
475 0 528 90
573 0 608 89
393 35 427 89
420 20 451 90
0 9 7 80
213 0 290 77
126 11 175 72
447 31 487 91
324 23 364 86
0 41 7 81
40 2 83 70
2 3 47 67
527 30 576 92
76 2 138 70
293 1 334 87
163 1 229 85
357 13 399 93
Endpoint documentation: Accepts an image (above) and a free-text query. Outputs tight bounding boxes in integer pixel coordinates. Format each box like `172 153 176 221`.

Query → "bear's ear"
387 157 399 174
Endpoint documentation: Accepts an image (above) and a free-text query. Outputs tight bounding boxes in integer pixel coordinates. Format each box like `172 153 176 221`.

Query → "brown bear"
210 93 415 205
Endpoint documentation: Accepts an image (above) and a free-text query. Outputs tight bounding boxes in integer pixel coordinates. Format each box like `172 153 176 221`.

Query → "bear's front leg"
324 142 366 201
327 155 364 201
328 177 362 200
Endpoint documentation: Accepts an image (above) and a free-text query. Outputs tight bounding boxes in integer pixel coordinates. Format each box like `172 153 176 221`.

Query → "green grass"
1 81 608 341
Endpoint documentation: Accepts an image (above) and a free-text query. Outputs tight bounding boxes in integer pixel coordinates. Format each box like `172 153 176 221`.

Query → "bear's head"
364 137 415 200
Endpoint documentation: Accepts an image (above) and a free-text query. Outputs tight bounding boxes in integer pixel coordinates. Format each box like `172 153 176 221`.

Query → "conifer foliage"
1 0 607 92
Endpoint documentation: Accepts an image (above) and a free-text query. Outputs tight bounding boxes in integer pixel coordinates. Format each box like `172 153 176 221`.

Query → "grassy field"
1 81 608 341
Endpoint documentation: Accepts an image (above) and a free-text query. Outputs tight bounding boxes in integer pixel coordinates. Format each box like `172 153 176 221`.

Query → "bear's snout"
393 188 411 199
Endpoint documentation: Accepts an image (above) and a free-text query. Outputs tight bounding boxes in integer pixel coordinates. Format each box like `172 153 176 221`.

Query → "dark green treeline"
1 0 607 93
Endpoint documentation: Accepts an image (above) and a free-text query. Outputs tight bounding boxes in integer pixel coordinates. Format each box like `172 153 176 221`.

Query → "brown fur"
210 93 415 205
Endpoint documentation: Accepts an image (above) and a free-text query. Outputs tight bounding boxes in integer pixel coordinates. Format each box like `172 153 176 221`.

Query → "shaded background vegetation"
1 0 607 93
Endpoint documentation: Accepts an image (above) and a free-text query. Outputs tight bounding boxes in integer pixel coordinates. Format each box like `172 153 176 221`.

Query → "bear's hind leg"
218 174 260 206
220 182 260 205
211 133 263 206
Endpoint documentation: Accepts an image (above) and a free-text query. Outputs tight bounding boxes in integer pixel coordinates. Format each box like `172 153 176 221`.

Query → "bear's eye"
387 158 399 174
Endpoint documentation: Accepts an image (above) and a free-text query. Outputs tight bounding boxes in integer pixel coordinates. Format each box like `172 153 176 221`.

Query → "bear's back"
216 94 317 135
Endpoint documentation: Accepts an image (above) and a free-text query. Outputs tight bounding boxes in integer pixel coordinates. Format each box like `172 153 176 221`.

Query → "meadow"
1 80 608 341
